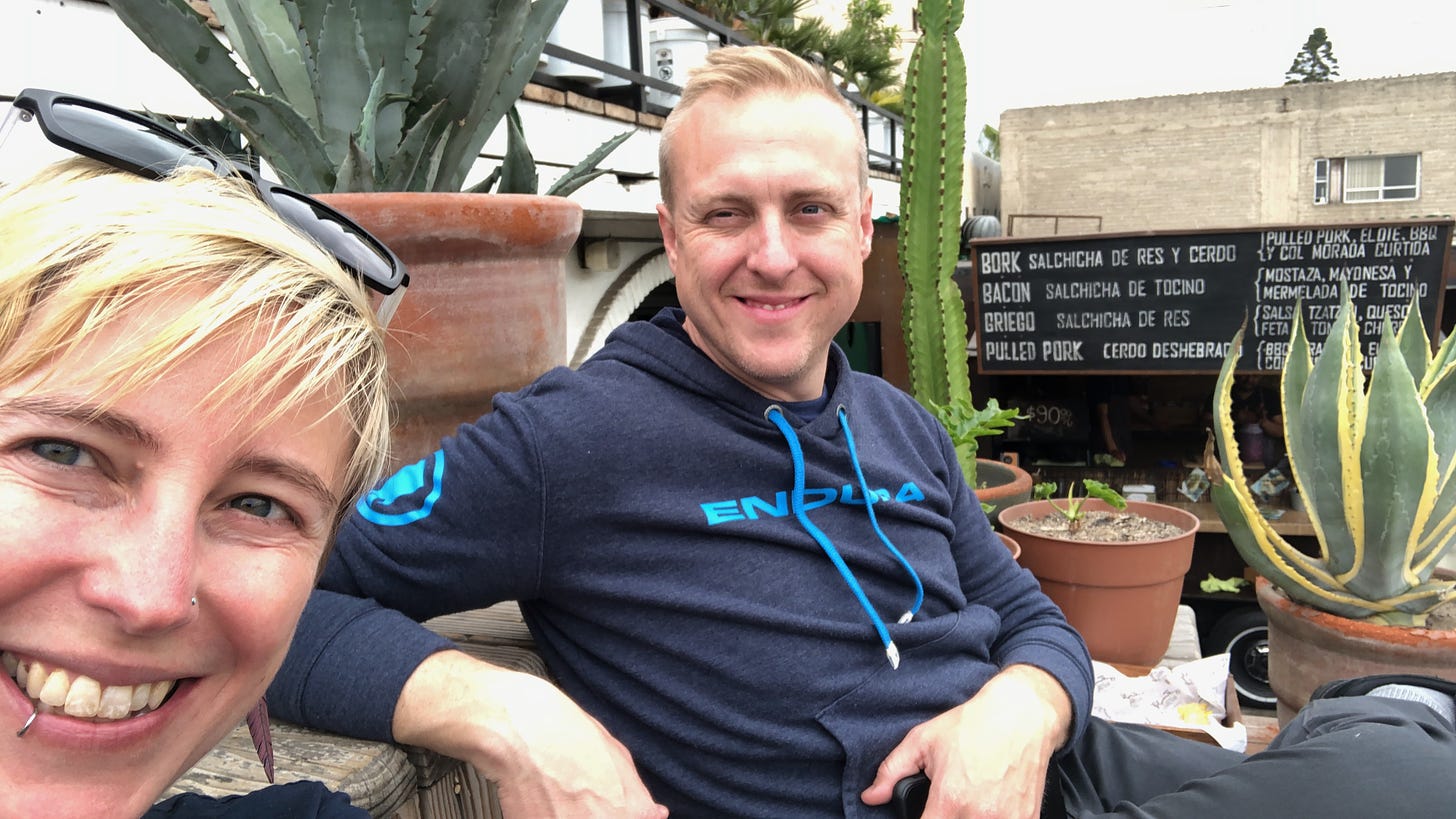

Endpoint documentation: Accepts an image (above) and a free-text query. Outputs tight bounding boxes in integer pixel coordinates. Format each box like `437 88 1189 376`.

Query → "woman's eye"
229 495 291 521
31 440 94 467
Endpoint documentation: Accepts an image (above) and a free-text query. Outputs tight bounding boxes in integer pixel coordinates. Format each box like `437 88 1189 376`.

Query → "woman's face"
0 297 352 817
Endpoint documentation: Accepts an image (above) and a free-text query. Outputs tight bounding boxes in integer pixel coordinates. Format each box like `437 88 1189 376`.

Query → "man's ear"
858 189 874 260
656 203 679 269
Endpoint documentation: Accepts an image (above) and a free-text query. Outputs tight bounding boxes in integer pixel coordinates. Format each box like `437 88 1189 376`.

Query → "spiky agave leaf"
1209 322 1363 616
1347 314 1436 601
1297 293 1365 577
545 129 634 198
1413 324 1456 577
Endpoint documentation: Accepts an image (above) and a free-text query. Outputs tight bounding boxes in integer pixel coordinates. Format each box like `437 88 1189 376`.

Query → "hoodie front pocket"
815 605 1005 817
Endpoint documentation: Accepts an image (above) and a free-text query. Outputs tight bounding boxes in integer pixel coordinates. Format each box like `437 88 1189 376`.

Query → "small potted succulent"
999 480 1199 667
1207 286 1456 721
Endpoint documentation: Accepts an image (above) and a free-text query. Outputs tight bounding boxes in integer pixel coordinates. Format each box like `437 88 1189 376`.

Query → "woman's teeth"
3 651 175 721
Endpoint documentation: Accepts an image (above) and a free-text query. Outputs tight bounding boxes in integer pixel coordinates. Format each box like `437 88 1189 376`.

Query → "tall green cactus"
899 0 968 409
898 0 1015 486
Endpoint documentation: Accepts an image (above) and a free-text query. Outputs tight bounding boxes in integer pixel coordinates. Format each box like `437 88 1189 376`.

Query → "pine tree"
1284 27 1340 85
978 124 1000 160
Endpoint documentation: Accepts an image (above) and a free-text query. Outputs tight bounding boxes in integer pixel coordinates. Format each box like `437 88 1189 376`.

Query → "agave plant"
1206 287 1456 625
107 0 627 194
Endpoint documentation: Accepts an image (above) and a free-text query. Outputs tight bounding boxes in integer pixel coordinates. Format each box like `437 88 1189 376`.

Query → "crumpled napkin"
1091 655 1248 752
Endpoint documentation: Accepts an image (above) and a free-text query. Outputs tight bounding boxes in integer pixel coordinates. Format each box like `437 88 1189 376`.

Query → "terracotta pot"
322 193 583 469
1257 576 1456 725
974 458 1033 526
996 531 1022 561
1000 499 1199 666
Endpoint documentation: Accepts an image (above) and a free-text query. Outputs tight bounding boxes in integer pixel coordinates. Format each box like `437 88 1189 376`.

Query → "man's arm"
1096 400 1126 463
392 651 666 818
269 396 665 815
268 596 666 817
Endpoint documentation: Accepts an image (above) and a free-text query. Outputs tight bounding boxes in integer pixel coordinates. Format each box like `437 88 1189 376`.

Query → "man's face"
657 91 873 402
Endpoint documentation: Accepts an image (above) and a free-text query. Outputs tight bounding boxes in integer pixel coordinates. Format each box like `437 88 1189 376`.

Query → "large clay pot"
322 193 583 469
973 458 1033 526
1257 576 1456 725
1000 499 1199 666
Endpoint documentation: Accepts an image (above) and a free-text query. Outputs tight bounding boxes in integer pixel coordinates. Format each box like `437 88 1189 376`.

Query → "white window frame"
1311 154 1420 205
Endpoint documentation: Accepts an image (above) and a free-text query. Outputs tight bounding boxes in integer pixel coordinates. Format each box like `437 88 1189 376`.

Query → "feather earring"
245 697 275 784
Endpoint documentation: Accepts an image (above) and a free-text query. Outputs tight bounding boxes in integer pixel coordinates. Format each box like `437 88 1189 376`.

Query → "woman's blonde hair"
0 158 392 533
657 45 868 208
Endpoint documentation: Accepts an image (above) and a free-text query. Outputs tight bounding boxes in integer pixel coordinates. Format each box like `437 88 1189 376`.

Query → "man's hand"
393 650 667 818
860 664 1072 819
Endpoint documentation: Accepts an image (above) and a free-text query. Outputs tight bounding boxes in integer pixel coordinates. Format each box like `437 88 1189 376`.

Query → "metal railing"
532 0 904 174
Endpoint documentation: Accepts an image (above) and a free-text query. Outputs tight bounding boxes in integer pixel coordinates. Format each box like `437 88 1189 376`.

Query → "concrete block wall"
1000 73 1456 236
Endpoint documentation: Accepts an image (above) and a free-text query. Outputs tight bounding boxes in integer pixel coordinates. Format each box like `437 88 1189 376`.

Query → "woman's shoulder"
146 781 366 818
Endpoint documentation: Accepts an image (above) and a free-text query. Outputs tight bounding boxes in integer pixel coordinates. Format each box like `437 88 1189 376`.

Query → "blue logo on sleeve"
356 450 445 526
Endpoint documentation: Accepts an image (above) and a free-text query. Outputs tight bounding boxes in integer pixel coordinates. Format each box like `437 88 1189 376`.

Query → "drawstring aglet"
897 611 913 624
886 642 901 670
16 705 38 738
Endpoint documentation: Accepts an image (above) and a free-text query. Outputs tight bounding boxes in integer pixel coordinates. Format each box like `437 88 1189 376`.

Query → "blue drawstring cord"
764 405 921 669
837 406 925 621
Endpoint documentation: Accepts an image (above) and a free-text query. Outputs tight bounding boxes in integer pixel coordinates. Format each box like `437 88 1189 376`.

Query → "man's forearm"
392 650 549 775
982 663 1074 752
390 650 667 817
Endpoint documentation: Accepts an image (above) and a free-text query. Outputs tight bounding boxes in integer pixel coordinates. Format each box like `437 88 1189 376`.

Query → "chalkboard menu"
969 220 1453 373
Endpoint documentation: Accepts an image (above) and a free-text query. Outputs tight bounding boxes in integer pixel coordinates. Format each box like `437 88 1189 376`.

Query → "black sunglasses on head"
0 88 409 325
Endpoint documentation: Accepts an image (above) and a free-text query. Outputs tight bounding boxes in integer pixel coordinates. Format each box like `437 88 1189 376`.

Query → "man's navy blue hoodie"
270 309 1093 816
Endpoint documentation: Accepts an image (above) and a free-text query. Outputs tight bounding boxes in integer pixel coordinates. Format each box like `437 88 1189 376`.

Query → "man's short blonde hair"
0 158 392 532
658 45 868 209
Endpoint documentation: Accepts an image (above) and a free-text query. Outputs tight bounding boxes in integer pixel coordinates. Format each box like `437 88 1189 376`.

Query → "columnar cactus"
899 0 968 413
898 0 1015 487
1207 288 1456 625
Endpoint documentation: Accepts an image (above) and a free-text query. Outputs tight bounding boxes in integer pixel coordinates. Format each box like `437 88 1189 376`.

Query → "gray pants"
1058 698 1456 817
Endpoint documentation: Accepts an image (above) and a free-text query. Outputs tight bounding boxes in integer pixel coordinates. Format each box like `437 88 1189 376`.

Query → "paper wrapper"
1092 655 1248 752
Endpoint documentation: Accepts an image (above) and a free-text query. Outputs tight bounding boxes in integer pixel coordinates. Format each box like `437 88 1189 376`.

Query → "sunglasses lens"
267 189 402 295
52 99 215 176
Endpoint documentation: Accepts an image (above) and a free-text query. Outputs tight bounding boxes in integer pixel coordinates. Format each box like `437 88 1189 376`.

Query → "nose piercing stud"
16 705 38 738
191 597 198 607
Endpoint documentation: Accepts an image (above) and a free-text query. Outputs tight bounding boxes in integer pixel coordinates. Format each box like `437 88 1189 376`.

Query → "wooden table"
1163 500 1316 537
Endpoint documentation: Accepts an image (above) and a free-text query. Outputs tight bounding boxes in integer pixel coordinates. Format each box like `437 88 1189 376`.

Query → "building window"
1313 154 1420 204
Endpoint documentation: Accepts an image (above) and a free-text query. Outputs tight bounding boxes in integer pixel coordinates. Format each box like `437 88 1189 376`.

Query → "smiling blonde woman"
0 88 399 818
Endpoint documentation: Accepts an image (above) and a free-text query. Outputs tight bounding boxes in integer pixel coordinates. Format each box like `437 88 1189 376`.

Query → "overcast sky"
958 0 1455 132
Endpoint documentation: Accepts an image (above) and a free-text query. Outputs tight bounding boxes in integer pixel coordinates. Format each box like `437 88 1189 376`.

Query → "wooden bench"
166 603 539 818
169 602 1235 814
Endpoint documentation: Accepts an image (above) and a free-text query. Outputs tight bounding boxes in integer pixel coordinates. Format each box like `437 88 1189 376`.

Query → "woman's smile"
4 651 181 722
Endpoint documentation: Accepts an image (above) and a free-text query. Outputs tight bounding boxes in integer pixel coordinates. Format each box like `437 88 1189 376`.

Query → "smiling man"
272 46 1456 819
272 45 1083 817
657 85 871 402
